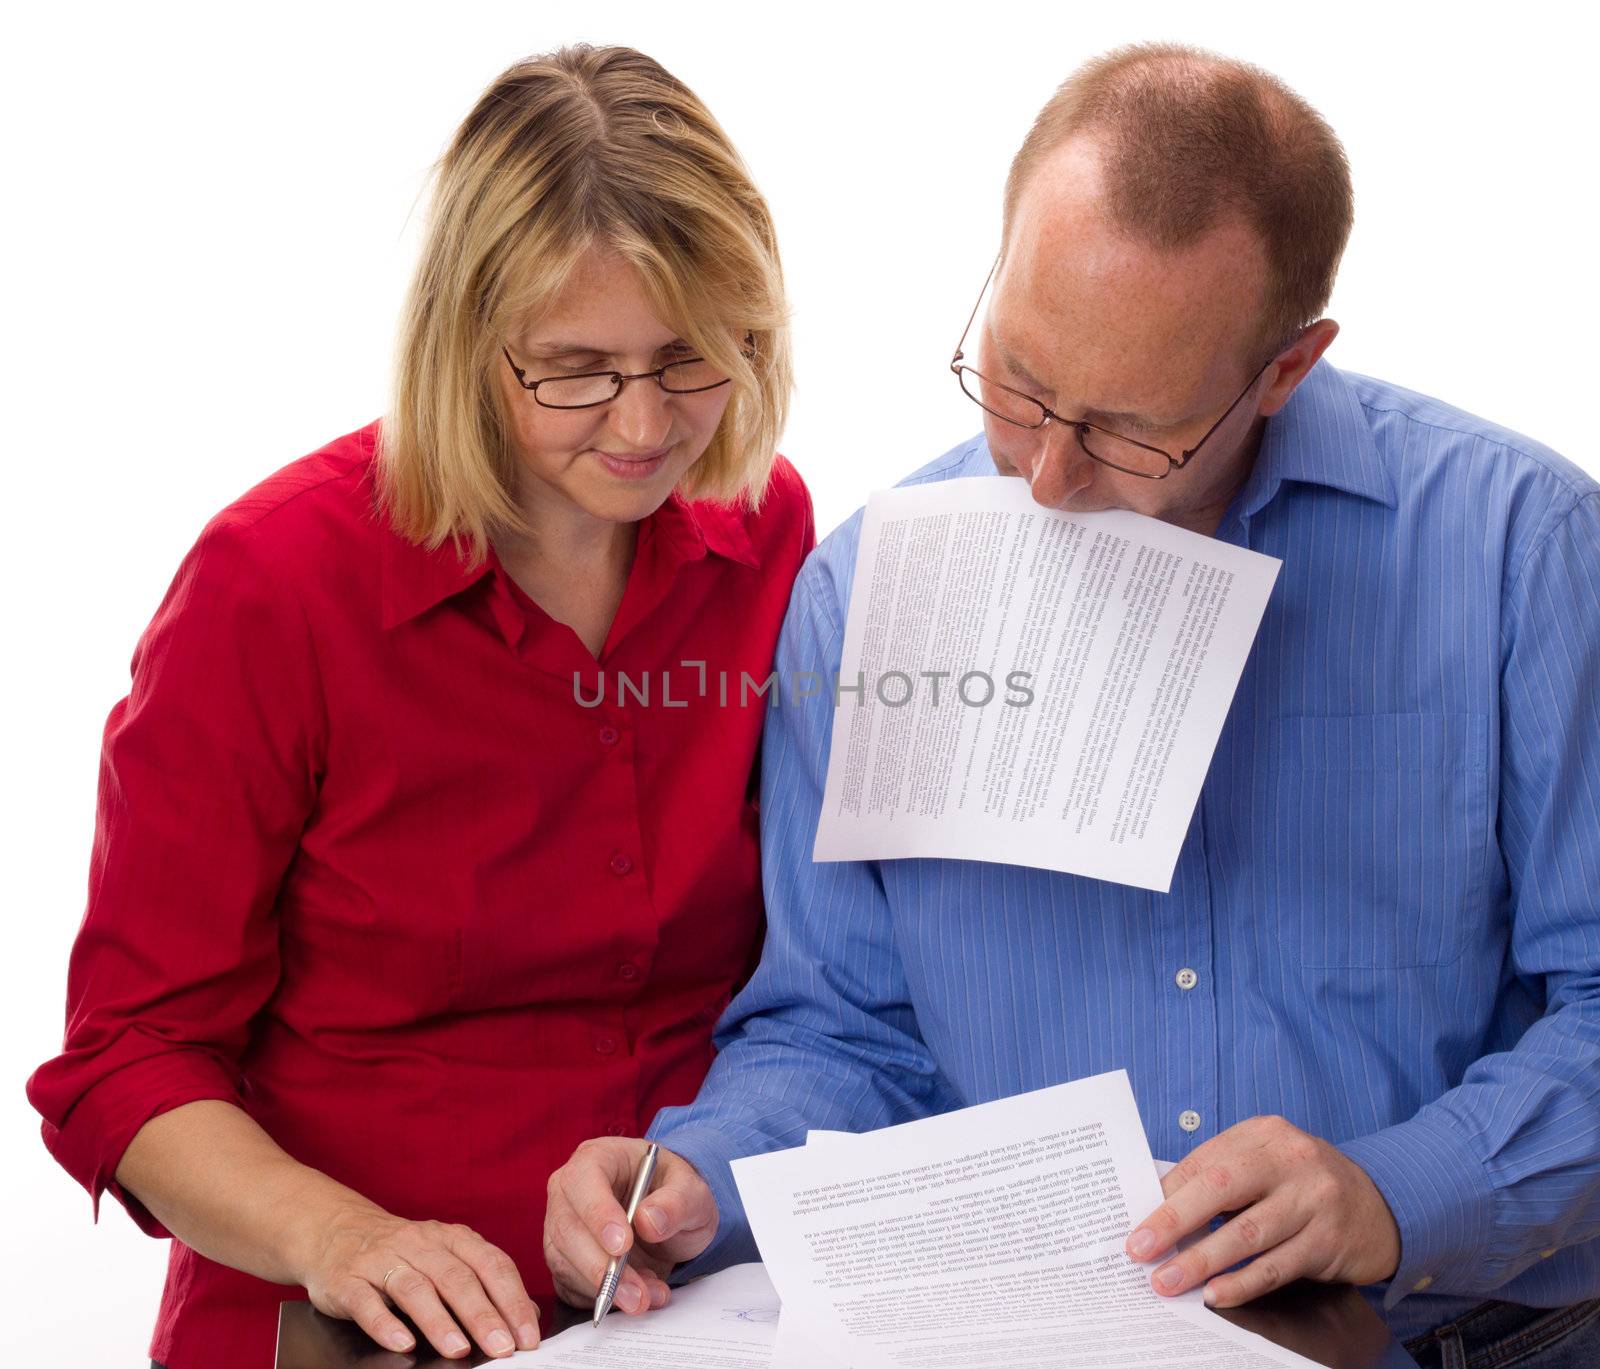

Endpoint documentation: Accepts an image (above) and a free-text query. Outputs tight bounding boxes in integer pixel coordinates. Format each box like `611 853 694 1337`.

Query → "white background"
3 1 1594 1359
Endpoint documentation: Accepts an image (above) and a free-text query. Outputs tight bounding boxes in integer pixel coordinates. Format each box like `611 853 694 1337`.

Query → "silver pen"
592 1141 660 1327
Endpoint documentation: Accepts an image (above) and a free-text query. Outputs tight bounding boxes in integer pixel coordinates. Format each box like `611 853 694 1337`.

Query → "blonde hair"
380 45 792 561
1004 43 1352 356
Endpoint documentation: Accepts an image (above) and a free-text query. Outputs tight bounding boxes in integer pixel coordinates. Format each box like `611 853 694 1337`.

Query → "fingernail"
443 1331 470 1355
1156 1263 1183 1290
1203 1285 1219 1307
487 1328 515 1354
617 1282 642 1312
388 1330 416 1352
517 1322 539 1348
1128 1229 1155 1259
602 1222 628 1255
640 1205 665 1238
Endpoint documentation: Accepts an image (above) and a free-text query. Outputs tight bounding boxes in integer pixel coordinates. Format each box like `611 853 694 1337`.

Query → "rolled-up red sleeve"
26 511 325 1234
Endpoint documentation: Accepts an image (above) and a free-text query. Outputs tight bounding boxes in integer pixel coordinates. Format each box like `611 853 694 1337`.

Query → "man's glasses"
502 347 731 410
950 261 1279 480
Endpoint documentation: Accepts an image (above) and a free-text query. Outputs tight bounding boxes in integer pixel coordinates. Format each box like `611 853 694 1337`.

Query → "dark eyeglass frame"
501 346 732 410
950 260 1282 480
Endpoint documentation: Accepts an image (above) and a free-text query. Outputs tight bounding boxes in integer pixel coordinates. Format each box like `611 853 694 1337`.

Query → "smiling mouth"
592 445 673 480
597 445 673 463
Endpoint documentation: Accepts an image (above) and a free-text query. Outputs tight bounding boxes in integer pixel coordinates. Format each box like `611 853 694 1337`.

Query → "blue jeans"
1403 1298 1600 1369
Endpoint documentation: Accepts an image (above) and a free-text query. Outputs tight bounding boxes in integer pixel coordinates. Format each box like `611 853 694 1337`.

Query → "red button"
609 852 634 876
618 962 640 982
598 724 620 746
594 1036 617 1055
606 1122 631 1137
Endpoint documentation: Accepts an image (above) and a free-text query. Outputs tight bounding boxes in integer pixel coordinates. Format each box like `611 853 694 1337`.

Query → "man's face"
981 139 1279 529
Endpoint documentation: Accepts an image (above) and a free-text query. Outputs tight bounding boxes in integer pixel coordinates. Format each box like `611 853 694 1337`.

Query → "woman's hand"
291 1201 542 1358
544 1138 718 1314
114 1102 543 1359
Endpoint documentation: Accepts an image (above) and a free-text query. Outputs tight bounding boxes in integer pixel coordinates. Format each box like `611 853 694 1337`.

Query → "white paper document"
733 1071 1324 1368
813 477 1279 891
510 1261 778 1366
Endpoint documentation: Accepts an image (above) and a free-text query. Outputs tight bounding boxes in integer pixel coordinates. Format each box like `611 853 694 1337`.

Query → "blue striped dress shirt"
649 360 1600 1340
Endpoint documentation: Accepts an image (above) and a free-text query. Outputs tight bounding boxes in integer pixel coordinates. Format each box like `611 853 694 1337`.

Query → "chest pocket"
1248 712 1490 968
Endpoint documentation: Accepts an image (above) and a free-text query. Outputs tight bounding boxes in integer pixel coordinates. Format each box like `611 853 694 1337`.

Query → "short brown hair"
1003 42 1353 353
381 45 792 561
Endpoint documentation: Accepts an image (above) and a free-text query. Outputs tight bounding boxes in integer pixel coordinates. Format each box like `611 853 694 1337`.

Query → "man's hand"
1124 1115 1400 1307
544 1138 719 1313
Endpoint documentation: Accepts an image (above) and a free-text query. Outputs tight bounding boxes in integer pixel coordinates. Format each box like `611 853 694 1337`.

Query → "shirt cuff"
38 1048 242 1237
1338 1111 1495 1309
644 1119 766 1281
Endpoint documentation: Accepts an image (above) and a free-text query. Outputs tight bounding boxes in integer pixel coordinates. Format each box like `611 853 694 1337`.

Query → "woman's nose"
606 376 674 451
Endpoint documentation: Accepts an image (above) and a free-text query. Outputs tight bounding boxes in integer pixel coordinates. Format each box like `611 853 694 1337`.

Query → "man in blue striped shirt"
544 43 1600 1365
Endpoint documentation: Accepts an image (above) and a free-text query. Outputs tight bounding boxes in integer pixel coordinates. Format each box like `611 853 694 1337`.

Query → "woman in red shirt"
26 45 812 1369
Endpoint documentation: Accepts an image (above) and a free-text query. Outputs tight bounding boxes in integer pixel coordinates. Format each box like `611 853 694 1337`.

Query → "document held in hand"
813 477 1279 892
732 1071 1324 1368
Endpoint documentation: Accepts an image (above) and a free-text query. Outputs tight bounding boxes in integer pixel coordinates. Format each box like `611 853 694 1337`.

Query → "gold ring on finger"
380 1262 411 1296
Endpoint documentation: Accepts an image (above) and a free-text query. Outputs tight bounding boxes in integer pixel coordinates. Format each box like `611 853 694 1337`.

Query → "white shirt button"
1175 967 1198 990
1178 1109 1201 1132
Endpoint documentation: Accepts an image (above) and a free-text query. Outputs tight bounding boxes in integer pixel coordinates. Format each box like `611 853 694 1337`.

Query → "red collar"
380 486 758 631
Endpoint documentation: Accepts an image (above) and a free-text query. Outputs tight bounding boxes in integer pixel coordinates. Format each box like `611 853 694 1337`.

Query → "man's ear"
1258 319 1339 418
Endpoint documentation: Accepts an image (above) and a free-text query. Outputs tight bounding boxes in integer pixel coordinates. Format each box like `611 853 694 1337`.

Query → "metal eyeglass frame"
501 346 732 410
950 260 1280 479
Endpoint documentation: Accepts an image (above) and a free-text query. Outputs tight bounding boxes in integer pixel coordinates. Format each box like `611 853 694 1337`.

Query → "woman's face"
497 245 734 531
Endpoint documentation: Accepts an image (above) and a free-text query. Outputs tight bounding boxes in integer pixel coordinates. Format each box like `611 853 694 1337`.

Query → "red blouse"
26 423 814 1369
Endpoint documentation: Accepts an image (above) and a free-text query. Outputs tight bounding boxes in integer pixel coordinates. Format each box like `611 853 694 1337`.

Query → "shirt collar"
1234 359 1397 521
380 525 497 631
643 488 761 572
379 487 758 631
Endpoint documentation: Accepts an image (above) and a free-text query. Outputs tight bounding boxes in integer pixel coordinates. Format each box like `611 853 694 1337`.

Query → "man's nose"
1025 421 1096 507
607 376 674 451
